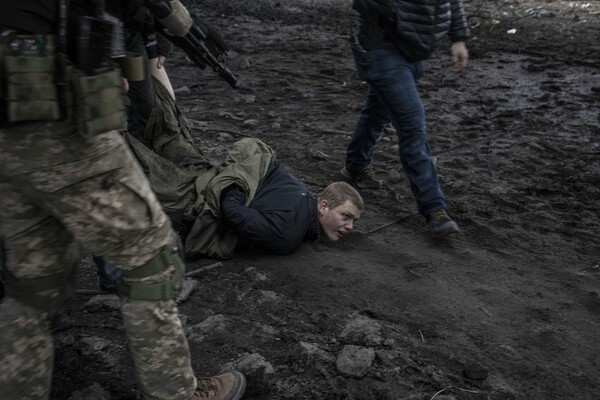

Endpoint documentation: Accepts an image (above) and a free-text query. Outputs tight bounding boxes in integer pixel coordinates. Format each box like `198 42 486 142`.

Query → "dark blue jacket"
355 0 470 60
220 161 320 255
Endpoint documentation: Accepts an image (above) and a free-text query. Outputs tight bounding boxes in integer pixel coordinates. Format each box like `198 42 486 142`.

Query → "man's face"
317 200 361 241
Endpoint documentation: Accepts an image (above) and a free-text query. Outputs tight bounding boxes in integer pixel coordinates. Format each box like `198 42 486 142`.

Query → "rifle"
61 0 126 75
146 0 240 89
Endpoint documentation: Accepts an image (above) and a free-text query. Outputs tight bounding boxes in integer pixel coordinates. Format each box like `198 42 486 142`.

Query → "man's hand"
451 41 469 73
156 55 167 69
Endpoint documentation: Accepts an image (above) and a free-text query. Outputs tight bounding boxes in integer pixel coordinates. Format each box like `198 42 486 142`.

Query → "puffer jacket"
356 0 470 60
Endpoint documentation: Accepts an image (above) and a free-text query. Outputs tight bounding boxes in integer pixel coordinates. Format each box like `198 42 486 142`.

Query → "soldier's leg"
0 183 80 400
1 121 196 399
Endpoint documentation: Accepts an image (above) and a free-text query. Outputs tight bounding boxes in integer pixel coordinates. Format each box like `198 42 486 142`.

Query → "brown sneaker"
192 371 246 400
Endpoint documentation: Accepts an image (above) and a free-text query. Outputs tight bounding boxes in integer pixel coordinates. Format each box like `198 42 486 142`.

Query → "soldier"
0 1 246 399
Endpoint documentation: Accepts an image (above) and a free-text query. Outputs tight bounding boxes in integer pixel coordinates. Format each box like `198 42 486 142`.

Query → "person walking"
0 1 246 399
341 0 469 237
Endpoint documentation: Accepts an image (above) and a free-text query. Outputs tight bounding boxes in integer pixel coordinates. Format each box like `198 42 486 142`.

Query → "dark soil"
51 1 600 399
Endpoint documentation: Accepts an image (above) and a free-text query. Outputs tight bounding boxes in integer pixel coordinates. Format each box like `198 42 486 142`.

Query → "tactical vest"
0 0 144 133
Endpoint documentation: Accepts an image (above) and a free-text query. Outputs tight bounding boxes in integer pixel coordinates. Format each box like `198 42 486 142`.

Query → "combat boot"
192 371 246 400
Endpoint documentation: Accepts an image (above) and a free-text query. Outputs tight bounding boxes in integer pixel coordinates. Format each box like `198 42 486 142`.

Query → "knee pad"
4 267 75 315
119 237 185 301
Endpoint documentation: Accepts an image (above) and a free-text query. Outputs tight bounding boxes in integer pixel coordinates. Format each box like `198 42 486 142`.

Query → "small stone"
463 361 489 381
335 345 375 378
174 86 191 94
299 341 335 363
388 169 402 183
243 119 259 128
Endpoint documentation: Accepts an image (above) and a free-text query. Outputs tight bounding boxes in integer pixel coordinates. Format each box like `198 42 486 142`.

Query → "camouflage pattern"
143 76 210 167
5 55 60 122
0 119 196 400
71 68 126 137
4 35 60 121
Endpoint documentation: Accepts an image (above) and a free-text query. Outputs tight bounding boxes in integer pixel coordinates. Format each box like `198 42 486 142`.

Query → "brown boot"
192 371 246 400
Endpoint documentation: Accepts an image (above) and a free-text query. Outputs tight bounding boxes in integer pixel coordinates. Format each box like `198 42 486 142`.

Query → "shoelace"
193 378 218 398
431 209 448 221
357 167 380 182
362 167 376 177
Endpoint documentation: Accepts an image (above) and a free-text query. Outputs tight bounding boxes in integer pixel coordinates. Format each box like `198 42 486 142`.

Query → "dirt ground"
50 1 600 399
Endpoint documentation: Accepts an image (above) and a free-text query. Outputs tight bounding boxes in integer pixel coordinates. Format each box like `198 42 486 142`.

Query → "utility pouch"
63 0 126 75
71 67 126 137
76 16 115 75
4 34 61 122
118 51 145 81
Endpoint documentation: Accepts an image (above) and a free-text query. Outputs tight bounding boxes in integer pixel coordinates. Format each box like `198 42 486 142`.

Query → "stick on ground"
185 262 224 278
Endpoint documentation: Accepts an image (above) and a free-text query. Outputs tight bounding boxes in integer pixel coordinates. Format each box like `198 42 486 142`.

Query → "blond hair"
318 182 364 211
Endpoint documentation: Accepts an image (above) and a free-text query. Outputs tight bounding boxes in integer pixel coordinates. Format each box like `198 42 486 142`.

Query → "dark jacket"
354 0 470 60
0 1 58 33
220 161 320 255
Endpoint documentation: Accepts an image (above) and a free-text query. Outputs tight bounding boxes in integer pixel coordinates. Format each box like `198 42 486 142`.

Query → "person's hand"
121 77 129 92
156 55 167 69
451 41 469 73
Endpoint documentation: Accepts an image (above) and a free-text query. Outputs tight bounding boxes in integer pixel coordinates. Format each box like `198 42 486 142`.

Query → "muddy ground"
51 1 600 399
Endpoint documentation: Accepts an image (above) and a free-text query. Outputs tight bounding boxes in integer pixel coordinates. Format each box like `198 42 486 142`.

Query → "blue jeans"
345 40 447 216
94 255 122 290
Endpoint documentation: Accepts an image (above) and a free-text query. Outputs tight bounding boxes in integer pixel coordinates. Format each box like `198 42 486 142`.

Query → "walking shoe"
340 167 383 189
192 371 246 400
427 209 460 238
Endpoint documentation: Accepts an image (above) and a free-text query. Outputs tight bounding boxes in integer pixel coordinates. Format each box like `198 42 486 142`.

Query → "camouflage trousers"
0 120 196 400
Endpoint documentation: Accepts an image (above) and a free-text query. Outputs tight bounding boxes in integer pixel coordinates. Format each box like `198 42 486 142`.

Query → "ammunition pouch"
1 34 61 122
63 0 126 74
118 237 185 301
71 67 126 137
118 51 145 81
0 31 125 134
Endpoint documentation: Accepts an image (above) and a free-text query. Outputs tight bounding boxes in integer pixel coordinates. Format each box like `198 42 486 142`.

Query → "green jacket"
123 76 276 259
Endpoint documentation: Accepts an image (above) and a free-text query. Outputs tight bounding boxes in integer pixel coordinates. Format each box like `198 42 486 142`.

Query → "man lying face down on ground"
95 80 364 288
219 165 364 255
129 133 365 259
116 79 365 259
96 138 364 289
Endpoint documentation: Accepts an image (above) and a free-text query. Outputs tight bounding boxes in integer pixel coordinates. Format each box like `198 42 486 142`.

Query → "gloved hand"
147 0 193 37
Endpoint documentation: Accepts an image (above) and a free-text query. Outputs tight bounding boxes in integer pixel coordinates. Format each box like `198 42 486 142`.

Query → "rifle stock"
167 19 240 89
146 0 240 88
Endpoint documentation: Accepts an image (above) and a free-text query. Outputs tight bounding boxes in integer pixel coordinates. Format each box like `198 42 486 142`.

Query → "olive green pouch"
4 35 61 122
71 68 126 137
118 51 145 81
